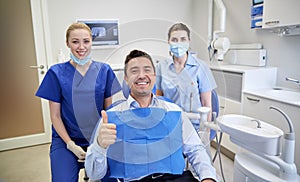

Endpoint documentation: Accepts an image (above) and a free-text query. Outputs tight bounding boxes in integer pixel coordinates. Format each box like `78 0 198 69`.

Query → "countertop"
208 61 299 107
208 61 275 73
244 88 300 107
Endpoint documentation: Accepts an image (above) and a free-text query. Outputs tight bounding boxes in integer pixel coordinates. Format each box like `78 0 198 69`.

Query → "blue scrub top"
36 61 121 144
156 53 217 113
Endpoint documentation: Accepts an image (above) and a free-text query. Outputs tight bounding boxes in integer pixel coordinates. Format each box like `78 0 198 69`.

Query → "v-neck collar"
68 60 94 77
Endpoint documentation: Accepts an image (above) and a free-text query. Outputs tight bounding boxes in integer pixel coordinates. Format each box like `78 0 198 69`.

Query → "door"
0 0 51 151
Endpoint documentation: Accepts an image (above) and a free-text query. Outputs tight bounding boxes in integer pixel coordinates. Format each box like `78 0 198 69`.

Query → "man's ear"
124 76 129 85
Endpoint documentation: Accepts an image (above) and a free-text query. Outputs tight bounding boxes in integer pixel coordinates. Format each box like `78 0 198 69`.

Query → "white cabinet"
242 93 300 172
211 66 277 115
262 0 300 35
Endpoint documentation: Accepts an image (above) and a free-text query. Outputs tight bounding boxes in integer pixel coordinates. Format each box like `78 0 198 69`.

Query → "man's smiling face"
124 57 156 97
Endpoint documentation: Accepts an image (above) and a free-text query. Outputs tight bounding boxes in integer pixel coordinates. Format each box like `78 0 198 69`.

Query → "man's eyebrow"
144 65 153 69
129 66 139 70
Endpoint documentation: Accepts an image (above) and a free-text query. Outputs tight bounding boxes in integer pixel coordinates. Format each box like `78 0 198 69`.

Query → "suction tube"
269 106 294 133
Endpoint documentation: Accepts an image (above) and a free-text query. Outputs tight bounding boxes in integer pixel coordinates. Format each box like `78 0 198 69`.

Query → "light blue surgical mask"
70 53 91 66
169 42 189 58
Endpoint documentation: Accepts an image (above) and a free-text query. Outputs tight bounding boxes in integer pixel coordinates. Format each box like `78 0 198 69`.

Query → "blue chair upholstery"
121 80 130 99
210 89 219 140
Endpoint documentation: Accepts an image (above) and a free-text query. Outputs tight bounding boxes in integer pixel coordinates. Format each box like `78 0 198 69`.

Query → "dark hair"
124 50 155 75
167 23 191 41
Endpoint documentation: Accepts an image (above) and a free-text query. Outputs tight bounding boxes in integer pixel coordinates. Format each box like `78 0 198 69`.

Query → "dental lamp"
208 0 231 61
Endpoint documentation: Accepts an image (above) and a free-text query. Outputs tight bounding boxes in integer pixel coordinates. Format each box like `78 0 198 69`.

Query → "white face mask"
70 53 91 66
169 42 189 58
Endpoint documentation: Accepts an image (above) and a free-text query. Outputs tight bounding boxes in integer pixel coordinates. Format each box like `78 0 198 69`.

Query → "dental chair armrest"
184 112 201 120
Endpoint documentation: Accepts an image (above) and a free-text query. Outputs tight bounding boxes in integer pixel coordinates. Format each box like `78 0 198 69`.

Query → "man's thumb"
101 110 108 123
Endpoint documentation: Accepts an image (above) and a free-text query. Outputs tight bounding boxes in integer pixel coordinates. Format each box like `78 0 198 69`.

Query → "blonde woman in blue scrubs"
156 23 217 132
36 23 120 182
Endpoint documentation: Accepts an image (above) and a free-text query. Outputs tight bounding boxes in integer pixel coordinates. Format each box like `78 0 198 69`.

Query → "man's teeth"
136 82 148 85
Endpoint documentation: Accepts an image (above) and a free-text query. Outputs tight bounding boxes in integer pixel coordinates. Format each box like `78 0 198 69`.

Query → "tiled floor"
0 143 234 182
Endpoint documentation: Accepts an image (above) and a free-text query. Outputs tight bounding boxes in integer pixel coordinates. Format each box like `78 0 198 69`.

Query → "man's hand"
97 110 117 149
66 140 86 162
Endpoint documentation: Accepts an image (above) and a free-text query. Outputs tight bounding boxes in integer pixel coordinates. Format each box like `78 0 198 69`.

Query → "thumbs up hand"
97 110 117 149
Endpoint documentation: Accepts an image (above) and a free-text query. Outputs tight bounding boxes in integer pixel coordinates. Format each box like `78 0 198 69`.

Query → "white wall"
197 0 300 89
45 0 300 90
45 0 194 66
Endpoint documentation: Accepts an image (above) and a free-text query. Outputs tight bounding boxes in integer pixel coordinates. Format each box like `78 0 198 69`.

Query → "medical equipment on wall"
251 0 263 29
224 49 267 67
222 43 267 67
208 0 231 61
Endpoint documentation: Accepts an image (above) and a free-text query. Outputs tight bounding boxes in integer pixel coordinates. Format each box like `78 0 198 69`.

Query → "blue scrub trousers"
50 137 116 182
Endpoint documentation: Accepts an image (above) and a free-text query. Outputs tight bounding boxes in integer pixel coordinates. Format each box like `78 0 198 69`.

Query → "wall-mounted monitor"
253 0 263 6
77 19 119 47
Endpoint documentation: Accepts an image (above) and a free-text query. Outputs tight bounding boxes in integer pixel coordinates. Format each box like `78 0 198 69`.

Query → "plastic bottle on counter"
57 48 66 63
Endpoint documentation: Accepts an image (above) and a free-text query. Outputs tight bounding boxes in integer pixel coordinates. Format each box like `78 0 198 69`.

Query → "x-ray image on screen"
77 19 119 46
91 27 106 39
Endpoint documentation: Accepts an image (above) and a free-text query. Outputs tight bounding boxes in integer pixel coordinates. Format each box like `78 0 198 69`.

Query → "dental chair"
106 81 220 178
183 89 220 170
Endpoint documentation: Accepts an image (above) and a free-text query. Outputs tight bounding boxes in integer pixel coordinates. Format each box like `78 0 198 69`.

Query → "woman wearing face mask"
35 22 121 182
156 23 217 132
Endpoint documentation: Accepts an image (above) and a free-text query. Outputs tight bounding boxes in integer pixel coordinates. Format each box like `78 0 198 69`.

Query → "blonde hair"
65 22 92 42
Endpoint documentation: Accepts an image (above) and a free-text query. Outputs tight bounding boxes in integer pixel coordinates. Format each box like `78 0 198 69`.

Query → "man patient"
85 49 218 182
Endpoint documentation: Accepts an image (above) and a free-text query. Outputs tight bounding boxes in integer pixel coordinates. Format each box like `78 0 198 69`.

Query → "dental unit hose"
269 106 295 164
269 106 294 134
